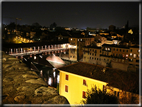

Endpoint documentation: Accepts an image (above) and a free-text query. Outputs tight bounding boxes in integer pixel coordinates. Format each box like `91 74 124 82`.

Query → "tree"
50 22 57 30
81 86 119 104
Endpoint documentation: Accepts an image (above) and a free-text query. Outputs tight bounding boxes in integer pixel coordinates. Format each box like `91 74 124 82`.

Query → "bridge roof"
2 40 69 49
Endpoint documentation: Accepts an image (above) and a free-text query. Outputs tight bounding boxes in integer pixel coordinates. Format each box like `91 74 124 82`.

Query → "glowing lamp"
57 75 60 83
48 77 52 85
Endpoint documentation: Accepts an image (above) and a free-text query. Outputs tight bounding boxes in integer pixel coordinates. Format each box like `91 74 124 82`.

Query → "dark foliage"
82 86 119 104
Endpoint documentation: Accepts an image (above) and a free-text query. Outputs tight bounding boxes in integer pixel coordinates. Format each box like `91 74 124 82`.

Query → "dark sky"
2 2 139 29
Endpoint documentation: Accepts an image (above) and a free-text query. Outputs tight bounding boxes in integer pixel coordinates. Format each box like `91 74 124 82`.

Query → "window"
114 91 116 95
136 60 139 62
120 49 121 52
83 79 86 85
82 91 86 98
126 50 128 52
66 75 69 80
116 49 118 51
97 58 98 60
65 85 68 92
123 50 125 52
129 59 133 62
138 50 140 52
133 54 136 58
103 85 107 92
130 53 132 56
113 49 115 51
117 92 119 97
131 49 132 52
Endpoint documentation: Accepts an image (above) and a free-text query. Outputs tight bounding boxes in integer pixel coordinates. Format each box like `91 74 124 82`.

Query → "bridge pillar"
10 48 12 54
21 48 22 53
38 46 40 51
45 45 47 50
30 47 32 52
42 46 43 50
48 45 50 49
16 49 18 53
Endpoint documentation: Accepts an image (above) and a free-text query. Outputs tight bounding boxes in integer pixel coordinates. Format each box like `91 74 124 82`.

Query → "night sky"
2 2 139 29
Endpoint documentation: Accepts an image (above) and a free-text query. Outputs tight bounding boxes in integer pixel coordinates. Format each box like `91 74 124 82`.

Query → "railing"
9 47 69 56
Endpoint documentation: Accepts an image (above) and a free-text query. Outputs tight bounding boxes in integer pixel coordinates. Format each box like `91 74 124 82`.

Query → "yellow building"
59 62 139 104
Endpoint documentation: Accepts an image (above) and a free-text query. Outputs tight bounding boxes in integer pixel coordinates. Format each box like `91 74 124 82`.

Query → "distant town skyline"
2 2 139 29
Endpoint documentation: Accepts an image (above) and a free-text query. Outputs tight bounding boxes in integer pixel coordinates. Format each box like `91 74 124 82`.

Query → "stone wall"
2 51 69 104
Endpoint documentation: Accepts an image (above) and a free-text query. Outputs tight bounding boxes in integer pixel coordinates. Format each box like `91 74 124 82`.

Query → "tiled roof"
59 62 139 93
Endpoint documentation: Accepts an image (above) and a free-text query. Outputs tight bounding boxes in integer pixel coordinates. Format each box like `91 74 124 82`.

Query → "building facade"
59 62 139 104
68 37 94 61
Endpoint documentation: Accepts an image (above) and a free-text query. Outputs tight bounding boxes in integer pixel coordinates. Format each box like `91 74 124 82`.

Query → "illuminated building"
69 37 94 61
59 62 139 104
82 44 140 71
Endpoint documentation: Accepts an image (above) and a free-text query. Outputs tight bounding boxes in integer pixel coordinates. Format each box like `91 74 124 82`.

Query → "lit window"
34 56 36 59
105 48 107 50
108 48 110 51
82 91 86 98
126 54 128 57
133 54 136 58
130 53 132 56
65 85 68 92
138 50 140 52
78 39 79 41
83 79 86 86
80 39 82 41
65 74 69 80
71 38 72 41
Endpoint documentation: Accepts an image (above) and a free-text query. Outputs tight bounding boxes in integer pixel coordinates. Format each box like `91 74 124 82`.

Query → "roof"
59 62 139 93
83 45 101 49
102 44 130 49
2 40 69 48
